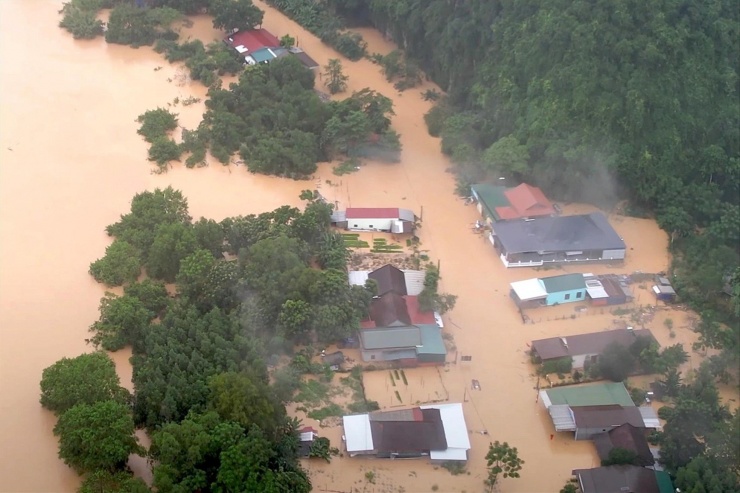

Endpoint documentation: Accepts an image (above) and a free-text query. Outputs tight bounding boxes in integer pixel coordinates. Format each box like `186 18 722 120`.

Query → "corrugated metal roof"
402 270 425 295
398 208 415 222
420 403 471 459
346 208 400 219
331 210 346 223
510 278 547 301
548 404 576 431
541 273 587 293
343 414 374 453
416 324 446 355
543 383 634 407
360 326 420 350
639 406 662 430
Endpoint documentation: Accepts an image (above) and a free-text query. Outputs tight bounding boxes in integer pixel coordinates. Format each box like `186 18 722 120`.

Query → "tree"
207 371 284 436
278 299 313 341
136 108 178 143
559 482 578 493
106 187 191 257
192 217 225 257
89 239 142 286
482 135 530 176
308 436 338 462
123 279 170 315
597 341 636 381
418 264 458 314
105 4 157 47
280 34 295 48
145 222 198 282
78 470 150 493
59 1 104 39
485 441 524 491
40 352 129 415
147 136 182 167
323 59 349 94
601 447 639 466
54 400 142 474
210 0 264 33
89 293 153 351
674 454 740 493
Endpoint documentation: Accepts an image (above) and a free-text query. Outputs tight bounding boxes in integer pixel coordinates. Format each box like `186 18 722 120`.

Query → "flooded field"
0 2 736 493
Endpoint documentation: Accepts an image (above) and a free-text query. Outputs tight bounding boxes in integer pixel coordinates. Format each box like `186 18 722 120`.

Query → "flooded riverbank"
1 2 736 492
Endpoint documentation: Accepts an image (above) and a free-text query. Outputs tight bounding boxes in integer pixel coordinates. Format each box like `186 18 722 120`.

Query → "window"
576 292 582 299
565 293 571 300
370 355 375 360
369 225 373 228
353 224 358 228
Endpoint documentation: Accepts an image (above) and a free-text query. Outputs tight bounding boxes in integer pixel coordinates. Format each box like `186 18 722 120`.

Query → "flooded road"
0 2 736 492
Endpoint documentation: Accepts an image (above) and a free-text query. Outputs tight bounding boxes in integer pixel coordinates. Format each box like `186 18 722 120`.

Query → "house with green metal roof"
359 324 446 366
510 273 587 307
470 182 556 224
540 382 634 408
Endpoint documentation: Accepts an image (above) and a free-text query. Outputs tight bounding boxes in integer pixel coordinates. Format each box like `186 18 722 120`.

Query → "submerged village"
1 2 739 493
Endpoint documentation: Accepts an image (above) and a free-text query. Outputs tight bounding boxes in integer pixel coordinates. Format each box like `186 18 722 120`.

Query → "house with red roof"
331 208 416 233
470 182 556 224
224 28 280 57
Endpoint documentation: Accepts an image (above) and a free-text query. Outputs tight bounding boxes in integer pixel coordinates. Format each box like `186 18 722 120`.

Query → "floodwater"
0 2 736 492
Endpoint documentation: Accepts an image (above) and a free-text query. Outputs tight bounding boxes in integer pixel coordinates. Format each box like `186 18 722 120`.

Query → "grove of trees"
42 188 370 491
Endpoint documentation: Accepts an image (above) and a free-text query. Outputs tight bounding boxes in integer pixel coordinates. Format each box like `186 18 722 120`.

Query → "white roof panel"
403 270 425 295
348 271 369 286
585 279 609 299
420 403 471 452
429 448 468 461
343 414 374 453
510 278 548 301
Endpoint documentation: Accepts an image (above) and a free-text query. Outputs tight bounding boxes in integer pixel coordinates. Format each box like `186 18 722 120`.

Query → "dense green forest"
42 187 372 491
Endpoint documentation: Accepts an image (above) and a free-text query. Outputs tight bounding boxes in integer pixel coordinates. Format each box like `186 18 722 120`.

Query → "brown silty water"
0 2 736 492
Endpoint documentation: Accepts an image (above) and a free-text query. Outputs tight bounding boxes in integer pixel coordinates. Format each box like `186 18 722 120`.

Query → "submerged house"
652 276 677 303
531 328 656 370
349 264 426 296
490 212 626 268
358 324 446 365
224 28 319 69
342 403 470 461
332 208 416 234
510 273 587 308
584 274 633 306
471 183 556 225
592 423 654 467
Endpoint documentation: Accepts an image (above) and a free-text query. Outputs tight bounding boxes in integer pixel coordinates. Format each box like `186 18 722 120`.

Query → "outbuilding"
652 276 677 303
510 273 587 308
332 208 415 233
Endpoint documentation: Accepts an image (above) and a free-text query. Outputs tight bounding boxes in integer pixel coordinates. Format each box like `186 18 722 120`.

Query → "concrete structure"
490 212 626 268
510 273 587 308
332 208 415 233
342 403 470 461
224 29 319 69
470 183 555 224
531 328 656 370
573 465 674 493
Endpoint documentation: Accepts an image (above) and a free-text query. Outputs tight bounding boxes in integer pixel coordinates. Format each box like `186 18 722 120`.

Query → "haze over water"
2 2 731 492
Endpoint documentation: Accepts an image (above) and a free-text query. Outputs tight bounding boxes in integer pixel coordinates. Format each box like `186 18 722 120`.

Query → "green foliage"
482 135 530 176
106 187 191 257
559 482 578 493
207 371 284 435
132 305 264 428
539 357 572 376
136 108 178 143
89 239 142 286
210 0 264 33
146 222 198 282
105 4 157 47
484 441 524 491
40 352 129 415
307 403 343 421
59 0 104 39
601 447 640 466
441 461 467 475
418 263 457 314
78 470 150 493
308 436 338 462
675 454 740 493
150 412 311 493
324 58 349 94
148 136 183 167
89 293 153 351
264 0 366 59
54 400 142 474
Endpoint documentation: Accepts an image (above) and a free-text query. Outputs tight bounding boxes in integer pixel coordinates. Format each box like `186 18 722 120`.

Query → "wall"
546 288 587 306
347 218 394 231
571 353 598 370
603 249 626 260
361 349 386 362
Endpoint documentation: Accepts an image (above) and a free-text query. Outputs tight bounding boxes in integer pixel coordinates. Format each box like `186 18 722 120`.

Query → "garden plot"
362 366 448 409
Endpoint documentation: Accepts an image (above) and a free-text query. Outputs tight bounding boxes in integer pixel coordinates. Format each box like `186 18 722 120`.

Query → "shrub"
148 137 182 167
137 108 178 143
59 1 104 39
89 239 141 286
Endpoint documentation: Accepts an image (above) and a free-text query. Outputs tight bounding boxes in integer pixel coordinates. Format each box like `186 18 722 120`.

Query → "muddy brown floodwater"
1 2 737 493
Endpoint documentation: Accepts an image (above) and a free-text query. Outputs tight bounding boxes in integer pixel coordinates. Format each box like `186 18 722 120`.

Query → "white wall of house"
347 218 395 231
602 249 626 260
571 353 598 369
361 349 386 362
